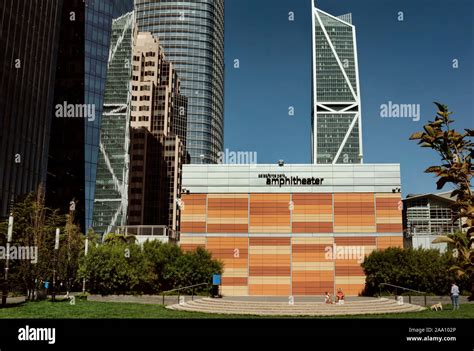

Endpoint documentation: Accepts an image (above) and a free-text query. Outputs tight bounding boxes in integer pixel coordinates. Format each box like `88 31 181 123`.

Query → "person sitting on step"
336 288 345 304
324 291 333 304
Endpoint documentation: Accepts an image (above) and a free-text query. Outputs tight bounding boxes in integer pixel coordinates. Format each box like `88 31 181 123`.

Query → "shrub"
79 241 222 295
78 243 149 295
362 247 469 296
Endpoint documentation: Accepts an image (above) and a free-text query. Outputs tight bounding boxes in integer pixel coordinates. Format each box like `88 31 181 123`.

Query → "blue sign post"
212 274 221 286
212 274 221 298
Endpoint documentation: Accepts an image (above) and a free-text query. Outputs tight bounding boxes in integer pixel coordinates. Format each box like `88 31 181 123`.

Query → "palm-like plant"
103 233 137 245
432 232 473 279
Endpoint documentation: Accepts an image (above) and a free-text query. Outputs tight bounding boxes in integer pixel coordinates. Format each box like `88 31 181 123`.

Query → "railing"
109 225 179 241
161 283 210 305
379 283 428 306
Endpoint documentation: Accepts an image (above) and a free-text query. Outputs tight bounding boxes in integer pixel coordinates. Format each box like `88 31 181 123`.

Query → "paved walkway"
2 296 26 305
88 294 198 306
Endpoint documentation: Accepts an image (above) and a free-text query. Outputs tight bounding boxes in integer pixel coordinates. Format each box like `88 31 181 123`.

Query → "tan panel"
292 261 334 270
292 237 334 245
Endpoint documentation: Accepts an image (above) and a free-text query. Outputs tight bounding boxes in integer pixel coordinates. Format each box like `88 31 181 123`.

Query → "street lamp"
1 212 14 307
82 231 89 295
52 228 60 302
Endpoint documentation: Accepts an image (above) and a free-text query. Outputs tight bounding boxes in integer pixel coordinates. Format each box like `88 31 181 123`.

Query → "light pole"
1 212 14 307
82 231 89 295
52 228 60 302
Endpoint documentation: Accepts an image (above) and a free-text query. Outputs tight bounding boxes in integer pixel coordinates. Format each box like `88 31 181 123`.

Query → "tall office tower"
47 0 85 229
128 31 188 233
92 12 135 235
84 0 134 231
0 0 62 218
311 3 363 164
135 0 224 164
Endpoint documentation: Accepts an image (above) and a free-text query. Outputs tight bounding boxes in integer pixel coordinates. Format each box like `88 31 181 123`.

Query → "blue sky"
223 0 473 196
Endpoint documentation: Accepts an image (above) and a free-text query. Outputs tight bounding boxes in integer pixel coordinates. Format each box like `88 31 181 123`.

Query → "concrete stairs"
167 297 426 316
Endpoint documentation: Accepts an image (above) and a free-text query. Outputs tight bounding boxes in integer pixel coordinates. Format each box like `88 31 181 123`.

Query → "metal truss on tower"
92 12 134 235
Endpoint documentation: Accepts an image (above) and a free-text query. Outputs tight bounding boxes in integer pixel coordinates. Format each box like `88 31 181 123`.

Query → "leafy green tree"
78 241 222 295
409 102 473 296
142 240 182 292
362 247 468 296
103 233 137 245
0 186 63 300
57 208 84 296
78 242 149 295
167 247 223 294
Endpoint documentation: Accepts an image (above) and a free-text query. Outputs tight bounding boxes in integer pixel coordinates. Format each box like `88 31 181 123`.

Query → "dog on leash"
430 302 443 311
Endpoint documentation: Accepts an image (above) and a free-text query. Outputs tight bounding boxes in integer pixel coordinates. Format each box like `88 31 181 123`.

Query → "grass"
0 300 473 319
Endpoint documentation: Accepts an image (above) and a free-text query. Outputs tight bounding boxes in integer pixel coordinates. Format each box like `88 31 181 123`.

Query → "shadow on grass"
0 301 27 309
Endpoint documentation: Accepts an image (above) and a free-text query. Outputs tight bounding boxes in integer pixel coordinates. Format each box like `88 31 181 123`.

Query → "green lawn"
0 300 473 319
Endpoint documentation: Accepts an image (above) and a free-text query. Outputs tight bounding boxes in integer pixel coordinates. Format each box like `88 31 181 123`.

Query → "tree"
409 102 473 296
167 247 223 294
0 186 63 300
142 240 182 292
78 242 149 295
362 247 467 296
57 205 84 296
78 242 223 295
103 233 137 245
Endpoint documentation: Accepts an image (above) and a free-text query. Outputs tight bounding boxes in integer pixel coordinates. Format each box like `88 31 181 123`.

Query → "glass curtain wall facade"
85 0 134 230
92 12 134 235
311 3 363 164
46 0 85 229
0 0 62 218
135 0 225 164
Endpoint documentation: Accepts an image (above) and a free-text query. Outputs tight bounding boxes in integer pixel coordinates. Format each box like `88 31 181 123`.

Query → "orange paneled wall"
207 194 248 233
334 237 377 295
179 192 404 296
248 237 291 296
180 194 206 233
292 237 334 295
180 236 206 252
377 236 403 250
334 193 376 233
207 237 249 296
376 193 403 232
292 194 333 233
249 194 291 233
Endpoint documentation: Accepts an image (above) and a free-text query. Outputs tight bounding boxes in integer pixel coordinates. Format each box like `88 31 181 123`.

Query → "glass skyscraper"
85 0 134 230
311 3 363 164
135 0 225 164
0 0 62 218
92 11 134 235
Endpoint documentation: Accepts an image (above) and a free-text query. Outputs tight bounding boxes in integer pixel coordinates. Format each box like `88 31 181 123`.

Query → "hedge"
78 241 222 295
362 247 470 296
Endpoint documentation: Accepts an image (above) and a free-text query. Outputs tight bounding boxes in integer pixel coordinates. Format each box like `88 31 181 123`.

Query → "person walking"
450 282 460 310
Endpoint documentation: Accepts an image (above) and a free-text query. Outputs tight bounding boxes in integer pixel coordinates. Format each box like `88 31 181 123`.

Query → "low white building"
403 191 462 252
